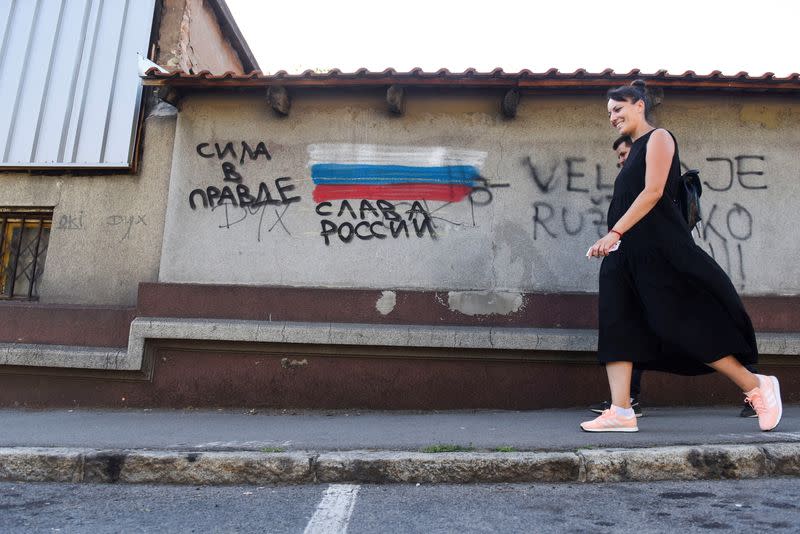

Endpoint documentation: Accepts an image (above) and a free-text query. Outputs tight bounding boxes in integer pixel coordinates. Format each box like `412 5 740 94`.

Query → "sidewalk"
1 406 798 485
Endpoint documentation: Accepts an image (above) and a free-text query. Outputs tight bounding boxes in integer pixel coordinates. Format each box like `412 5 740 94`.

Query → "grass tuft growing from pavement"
260 447 287 453
494 446 517 452
421 444 475 453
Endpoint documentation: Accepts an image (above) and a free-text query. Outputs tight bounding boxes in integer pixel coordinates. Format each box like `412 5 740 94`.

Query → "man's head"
613 135 633 168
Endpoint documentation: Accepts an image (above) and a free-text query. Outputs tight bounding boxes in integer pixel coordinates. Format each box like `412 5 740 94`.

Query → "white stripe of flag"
307 143 487 168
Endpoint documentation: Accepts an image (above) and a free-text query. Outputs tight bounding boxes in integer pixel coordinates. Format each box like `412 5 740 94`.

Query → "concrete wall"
158 90 800 297
156 0 245 74
7 89 792 305
1 105 177 306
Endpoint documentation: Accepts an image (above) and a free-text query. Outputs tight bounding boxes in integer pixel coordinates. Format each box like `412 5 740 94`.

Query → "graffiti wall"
159 93 800 294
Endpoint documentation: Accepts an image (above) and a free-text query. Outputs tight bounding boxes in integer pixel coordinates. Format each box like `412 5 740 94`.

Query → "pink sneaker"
580 406 638 432
745 374 783 431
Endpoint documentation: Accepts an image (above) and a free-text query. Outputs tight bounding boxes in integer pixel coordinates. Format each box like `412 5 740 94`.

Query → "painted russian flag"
308 144 488 203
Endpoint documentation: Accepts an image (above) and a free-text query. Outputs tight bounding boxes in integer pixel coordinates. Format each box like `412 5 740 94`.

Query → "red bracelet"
610 229 623 238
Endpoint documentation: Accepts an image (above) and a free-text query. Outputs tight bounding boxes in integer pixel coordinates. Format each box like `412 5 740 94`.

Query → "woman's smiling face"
607 98 644 136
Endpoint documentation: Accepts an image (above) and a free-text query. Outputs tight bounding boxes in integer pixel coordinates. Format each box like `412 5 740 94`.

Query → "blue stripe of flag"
311 164 480 185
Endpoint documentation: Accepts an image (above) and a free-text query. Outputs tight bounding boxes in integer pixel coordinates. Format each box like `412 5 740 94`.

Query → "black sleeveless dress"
598 129 758 375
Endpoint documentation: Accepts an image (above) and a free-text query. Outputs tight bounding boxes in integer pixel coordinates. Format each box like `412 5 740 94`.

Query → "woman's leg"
606 361 633 408
707 355 758 391
709 355 782 431
581 362 639 432
581 360 639 432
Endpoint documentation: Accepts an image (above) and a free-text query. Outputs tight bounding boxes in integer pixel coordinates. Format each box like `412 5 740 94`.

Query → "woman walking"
581 80 782 433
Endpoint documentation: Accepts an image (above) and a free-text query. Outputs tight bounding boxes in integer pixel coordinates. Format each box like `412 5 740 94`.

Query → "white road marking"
304 484 361 534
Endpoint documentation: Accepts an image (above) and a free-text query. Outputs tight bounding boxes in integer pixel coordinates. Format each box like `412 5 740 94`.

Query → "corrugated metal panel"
0 0 155 169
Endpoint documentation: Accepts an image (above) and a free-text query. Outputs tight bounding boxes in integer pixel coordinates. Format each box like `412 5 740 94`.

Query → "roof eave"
141 72 800 93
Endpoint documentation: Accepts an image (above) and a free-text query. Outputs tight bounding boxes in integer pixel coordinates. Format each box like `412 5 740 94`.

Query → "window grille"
0 209 52 300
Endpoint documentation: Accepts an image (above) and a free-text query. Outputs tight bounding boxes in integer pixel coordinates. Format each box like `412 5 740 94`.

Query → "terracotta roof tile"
141 68 800 92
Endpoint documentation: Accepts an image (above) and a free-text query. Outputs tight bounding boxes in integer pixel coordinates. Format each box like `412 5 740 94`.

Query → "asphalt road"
1 479 798 533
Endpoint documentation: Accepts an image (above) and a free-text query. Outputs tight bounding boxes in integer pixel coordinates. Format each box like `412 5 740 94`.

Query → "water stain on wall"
738 104 783 129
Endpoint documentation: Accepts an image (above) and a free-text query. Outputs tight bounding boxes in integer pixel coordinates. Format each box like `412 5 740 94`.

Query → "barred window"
0 209 52 300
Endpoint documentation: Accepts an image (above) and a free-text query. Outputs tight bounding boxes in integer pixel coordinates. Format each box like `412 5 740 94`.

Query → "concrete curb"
1 443 799 485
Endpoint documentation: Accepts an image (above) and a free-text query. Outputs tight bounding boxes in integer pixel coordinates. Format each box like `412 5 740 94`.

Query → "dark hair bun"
631 79 647 88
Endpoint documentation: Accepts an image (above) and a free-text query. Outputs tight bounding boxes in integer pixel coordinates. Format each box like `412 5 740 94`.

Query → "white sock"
612 405 635 418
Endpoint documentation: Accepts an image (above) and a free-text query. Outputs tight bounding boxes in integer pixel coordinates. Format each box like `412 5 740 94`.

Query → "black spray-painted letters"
317 200 436 246
190 177 300 210
189 141 301 213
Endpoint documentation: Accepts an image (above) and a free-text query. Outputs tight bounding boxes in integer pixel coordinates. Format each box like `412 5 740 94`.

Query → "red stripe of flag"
313 184 472 203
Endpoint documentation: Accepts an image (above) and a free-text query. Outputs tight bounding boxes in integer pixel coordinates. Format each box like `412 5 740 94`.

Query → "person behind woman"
580 80 782 433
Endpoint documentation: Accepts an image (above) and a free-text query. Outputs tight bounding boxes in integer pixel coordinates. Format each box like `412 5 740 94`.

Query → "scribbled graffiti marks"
212 202 293 242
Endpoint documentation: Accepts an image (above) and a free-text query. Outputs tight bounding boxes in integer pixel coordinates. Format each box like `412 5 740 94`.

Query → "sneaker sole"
580 426 639 433
764 375 783 431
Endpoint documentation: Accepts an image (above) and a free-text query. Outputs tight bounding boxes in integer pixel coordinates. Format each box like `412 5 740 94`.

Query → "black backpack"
676 169 703 231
